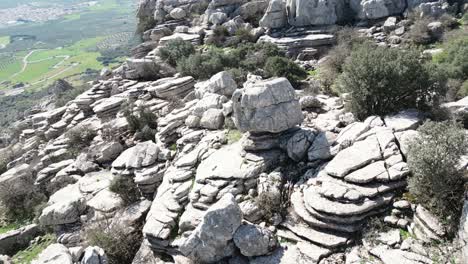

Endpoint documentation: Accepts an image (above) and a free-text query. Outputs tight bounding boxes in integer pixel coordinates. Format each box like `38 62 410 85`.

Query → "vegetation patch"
337 42 445 119
85 222 141 264
227 129 243 144
407 121 468 235
109 176 141 206
12 233 56 264
161 40 308 86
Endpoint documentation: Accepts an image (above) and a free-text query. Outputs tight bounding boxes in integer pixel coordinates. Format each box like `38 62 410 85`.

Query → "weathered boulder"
147 76 195 99
351 0 407 20
123 58 161 80
0 224 41 255
284 128 316 161
31 244 73 264
233 223 278 257
232 77 303 133
112 141 159 172
259 0 287 28
370 245 433 264
286 0 344 26
0 164 34 198
195 71 237 98
200 109 225 130
179 194 242 262
39 184 86 226
80 246 108 264
169 8 186 20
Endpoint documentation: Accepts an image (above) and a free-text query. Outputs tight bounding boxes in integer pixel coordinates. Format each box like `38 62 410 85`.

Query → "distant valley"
0 0 138 94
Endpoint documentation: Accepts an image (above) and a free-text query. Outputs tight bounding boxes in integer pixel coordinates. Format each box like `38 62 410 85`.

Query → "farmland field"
0 0 139 91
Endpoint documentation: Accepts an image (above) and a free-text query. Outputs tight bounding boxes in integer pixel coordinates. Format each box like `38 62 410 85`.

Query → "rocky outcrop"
233 223 278 257
80 246 108 264
179 194 242 262
0 224 41 255
259 0 287 28
280 114 416 253
31 244 73 264
232 77 303 133
286 0 345 26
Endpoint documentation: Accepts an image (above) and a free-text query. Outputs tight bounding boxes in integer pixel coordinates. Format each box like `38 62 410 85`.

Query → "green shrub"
55 85 89 107
459 80 468 98
176 42 306 86
177 49 226 79
0 169 47 222
407 121 468 234
86 222 141 264
109 176 140 206
205 26 229 47
255 192 282 223
433 35 468 80
124 105 158 141
12 234 55 263
264 56 308 87
408 17 433 45
158 38 195 67
338 43 445 119
235 28 255 43
461 13 468 25
318 28 365 93
0 148 15 175
66 126 98 156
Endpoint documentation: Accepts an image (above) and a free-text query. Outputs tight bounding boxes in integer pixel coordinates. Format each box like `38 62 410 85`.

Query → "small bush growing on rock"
66 126 98 156
177 48 226 79
85 222 141 264
0 174 46 222
235 28 255 43
255 192 282 223
407 121 468 234
318 27 365 93
408 17 433 45
433 35 468 80
158 38 195 67
123 104 158 142
176 42 306 86
338 43 446 119
0 148 15 175
109 176 140 206
205 26 229 47
265 56 308 87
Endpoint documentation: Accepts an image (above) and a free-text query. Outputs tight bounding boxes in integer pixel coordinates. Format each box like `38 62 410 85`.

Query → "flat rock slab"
318 174 406 201
291 191 361 233
325 136 382 177
281 214 350 248
31 243 73 264
384 110 423 132
78 171 114 194
370 245 433 264
304 186 394 216
87 189 123 213
195 143 272 181
344 161 388 184
259 34 335 49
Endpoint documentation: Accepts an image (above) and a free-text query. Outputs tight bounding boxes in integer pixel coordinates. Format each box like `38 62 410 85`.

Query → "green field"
0 0 137 91
0 36 10 46
0 35 128 90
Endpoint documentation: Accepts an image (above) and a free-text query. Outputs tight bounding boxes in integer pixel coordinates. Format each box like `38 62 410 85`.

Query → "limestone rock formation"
179 194 242 262
286 0 344 26
233 223 278 256
232 77 303 133
31 244 73 264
